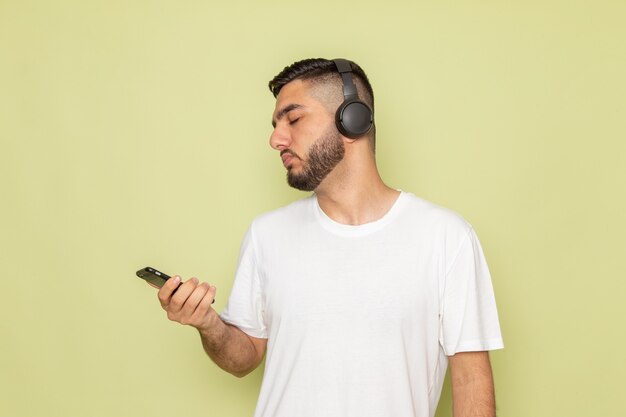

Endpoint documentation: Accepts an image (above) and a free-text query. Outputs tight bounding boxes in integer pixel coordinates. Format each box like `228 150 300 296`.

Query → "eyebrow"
272 103 303 128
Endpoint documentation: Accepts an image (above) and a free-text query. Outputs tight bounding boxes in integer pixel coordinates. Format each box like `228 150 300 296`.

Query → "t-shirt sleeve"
219 225 267 339
439 226 504 356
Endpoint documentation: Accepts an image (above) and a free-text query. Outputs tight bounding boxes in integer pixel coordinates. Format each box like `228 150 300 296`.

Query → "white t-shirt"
220 192 503 417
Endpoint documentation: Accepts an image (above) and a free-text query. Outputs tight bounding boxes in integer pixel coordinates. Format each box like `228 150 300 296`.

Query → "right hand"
157 276 218 331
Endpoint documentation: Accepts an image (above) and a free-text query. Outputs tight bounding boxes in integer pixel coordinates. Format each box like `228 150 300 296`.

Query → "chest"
258 233 442 330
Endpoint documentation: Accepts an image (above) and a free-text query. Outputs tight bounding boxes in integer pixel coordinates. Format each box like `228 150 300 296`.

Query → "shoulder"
248 195 316 236
400 192 473 237
400 192 482 271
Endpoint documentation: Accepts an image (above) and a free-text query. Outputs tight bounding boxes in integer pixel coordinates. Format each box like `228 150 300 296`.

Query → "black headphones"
333 58 374 138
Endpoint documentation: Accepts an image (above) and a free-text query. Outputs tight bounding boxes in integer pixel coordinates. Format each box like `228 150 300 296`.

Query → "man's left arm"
448 351 496 417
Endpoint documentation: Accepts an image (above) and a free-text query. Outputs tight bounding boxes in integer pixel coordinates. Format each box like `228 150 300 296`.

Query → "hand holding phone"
137 266 218 331
136 266 214 304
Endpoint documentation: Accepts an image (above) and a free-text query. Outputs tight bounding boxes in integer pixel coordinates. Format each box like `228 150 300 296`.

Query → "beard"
286 126 345 191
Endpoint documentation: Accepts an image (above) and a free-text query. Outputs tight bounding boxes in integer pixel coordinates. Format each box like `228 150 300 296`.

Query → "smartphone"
136 266 215 303
136 266 173 288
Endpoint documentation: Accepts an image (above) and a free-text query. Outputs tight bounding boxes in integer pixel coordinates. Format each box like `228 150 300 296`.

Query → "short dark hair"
269 58 374 111
268 58 376 145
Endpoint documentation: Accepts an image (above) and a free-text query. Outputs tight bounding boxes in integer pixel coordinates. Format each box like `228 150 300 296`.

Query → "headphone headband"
333 59 358 100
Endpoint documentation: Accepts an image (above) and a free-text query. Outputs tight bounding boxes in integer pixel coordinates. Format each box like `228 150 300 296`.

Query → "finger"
192 285 217 322
169 277 199 313
157 276 182 309
181 282 210 318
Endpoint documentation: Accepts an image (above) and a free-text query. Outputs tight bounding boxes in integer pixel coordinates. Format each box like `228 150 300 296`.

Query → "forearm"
198 311 262 377
451 376 495 417
450 352 496 417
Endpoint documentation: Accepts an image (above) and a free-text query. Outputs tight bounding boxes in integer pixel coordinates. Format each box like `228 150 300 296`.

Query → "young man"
155 58 504 417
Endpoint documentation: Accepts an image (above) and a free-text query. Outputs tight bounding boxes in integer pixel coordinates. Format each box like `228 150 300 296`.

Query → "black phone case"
136 266 171 288
135 266 213 303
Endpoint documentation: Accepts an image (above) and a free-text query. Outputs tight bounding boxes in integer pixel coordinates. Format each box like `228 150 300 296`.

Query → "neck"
314 148 400 225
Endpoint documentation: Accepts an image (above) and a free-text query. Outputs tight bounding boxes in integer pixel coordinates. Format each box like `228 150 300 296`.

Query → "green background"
1 1 624 416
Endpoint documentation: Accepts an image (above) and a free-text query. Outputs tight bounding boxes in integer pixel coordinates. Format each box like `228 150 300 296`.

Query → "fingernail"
173 276 181 284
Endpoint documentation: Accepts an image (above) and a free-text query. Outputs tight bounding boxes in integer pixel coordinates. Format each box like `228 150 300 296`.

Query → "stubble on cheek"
286 129 345 191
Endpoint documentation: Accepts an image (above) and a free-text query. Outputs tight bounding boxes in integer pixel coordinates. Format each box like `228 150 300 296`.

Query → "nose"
269 124 291 150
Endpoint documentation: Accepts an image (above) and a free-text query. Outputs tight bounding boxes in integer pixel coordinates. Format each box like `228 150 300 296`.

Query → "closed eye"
289 118 300 125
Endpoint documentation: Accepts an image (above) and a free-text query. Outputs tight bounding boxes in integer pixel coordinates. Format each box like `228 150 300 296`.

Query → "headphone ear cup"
335 100 373 138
